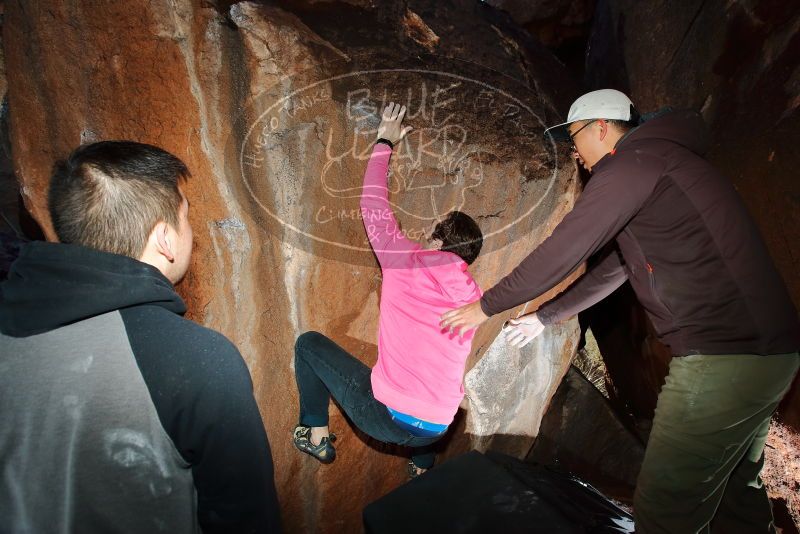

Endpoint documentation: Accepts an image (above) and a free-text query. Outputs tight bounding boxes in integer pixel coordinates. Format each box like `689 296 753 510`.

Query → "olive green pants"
633 352 799 534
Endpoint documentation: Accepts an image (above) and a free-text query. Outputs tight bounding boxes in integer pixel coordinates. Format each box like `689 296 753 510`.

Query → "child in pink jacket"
292 103 483 475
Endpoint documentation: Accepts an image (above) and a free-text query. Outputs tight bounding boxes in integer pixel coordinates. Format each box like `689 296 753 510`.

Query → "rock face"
485 0 596 49
585 0 800 430
459 317 580 459
529 366 645 501
582 284 672 424
4 1 584 530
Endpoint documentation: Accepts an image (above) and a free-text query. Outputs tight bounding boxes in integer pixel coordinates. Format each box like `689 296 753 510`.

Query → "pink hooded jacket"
360 143 483 425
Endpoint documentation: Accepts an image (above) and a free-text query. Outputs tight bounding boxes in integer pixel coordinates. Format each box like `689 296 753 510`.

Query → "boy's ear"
153 221 175 262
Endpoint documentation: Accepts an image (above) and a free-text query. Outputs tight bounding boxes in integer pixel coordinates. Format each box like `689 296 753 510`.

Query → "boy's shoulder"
119 304 248 379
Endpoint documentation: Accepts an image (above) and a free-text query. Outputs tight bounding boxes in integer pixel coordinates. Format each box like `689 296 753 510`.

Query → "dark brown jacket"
480 110 800 356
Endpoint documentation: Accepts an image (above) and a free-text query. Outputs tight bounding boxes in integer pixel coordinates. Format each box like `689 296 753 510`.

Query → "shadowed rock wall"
529 366 645 501
4 1 585 530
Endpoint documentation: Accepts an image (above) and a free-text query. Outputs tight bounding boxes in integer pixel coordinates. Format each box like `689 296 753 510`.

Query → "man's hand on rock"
502 313 545 348
377 102 413 146
440 301 489 338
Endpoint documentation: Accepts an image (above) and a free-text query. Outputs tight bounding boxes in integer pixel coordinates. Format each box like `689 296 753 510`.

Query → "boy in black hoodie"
0 141 281 533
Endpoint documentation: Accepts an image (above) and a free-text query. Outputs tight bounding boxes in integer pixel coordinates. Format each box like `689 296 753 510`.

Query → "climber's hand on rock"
503 313 545 348
377 102 413 145
440 301 488 338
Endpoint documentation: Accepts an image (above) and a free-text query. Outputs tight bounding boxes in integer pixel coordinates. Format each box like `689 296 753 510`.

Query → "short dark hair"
49 141 190 259
431 211 483 265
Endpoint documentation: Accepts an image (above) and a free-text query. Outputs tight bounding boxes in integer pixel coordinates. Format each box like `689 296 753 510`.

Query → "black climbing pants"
294 331 441 469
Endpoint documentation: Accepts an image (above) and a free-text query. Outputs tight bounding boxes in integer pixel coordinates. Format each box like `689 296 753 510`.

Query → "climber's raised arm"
360 102 414 268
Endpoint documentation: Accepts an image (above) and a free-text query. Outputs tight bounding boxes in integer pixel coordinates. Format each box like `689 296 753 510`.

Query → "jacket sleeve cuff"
479 297 495 317
536 305 561 326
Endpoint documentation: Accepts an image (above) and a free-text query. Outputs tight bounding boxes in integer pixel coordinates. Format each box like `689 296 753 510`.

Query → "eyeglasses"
569 120 597 153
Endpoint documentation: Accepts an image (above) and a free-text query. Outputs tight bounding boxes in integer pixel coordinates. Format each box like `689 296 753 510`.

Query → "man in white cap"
441 89 800 532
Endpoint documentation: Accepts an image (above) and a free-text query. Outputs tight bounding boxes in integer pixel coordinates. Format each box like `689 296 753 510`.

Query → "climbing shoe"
293 425 337 464
406 459 428 479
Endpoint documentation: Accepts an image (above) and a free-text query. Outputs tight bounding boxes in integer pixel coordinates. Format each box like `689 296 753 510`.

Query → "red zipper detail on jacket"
646 261 672 316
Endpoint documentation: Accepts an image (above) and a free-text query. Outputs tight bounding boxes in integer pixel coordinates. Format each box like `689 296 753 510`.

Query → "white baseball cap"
544 89 635 141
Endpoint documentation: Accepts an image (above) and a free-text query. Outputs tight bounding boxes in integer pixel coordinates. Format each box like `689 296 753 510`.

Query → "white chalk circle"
239 67 561 255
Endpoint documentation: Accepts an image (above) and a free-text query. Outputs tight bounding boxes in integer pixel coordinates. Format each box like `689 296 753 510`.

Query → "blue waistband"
386 406 448 437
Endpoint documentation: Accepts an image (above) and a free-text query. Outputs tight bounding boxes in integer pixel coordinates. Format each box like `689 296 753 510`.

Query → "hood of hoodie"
0 241 186 337
622 109 711 156
413 249 483 304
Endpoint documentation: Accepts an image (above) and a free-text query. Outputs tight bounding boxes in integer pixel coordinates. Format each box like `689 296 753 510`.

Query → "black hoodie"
0 241 184 336
0 242 281 533
481 110 800 356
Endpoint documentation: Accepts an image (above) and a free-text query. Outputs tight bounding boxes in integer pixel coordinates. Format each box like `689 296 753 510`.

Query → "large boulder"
4 0 584 530
484 0 596 49
529 366 645 501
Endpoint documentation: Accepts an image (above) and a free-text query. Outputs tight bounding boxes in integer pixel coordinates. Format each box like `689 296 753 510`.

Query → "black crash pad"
363 450 634 533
